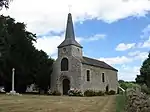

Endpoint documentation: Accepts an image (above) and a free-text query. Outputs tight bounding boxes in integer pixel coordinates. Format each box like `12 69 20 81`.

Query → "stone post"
12 68 15 92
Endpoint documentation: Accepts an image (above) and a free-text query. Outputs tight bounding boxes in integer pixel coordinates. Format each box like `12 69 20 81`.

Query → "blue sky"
1 0 150 81
75 15 150 81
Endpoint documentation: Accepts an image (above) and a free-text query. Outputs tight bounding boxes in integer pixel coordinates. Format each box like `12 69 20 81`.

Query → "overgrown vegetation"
119 80 140 90
141 84 150 95
105 90 116 95
84 89 115 96
68 89 83 96
125 88 150 112
135 52 150 88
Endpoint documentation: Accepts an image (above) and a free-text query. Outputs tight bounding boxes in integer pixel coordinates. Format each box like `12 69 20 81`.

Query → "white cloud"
134 51 149 61
118 65 140 81
1 0 150 35
128 50 141 56
88 34 106 41
128 51 148 61
136 36 150 48
99 51 148 65
78 34 106 42
99 56 133 65
141 24 150 39
34 35 64 57
142 36 150 48
34 33 104 59
115 43 136 51
118 66 140 81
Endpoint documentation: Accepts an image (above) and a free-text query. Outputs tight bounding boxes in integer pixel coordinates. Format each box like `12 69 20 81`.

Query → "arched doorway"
106 84 109 92
63 79 70 95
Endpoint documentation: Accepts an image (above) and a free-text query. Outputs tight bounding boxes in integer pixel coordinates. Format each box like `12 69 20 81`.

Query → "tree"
34 50 54 93
135 52 150 87
0 0 12 9
0 15 54 93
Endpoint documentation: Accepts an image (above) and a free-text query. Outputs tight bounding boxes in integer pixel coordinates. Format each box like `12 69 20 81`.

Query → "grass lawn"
116 94 126 112
0 94 116 112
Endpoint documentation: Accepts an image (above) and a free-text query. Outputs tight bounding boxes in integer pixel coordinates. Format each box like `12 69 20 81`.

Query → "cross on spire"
68 5 72 13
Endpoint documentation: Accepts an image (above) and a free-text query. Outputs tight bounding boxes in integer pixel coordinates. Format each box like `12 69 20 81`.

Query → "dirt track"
0 95 116 112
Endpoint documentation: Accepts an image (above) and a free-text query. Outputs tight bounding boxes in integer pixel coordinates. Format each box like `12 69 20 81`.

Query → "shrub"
141 84 150 95
106 90 116 95
125 88 150 112
96 90 105 96
84 90 105 96
84 90 95 96
50 90 61 96
68 89 83 96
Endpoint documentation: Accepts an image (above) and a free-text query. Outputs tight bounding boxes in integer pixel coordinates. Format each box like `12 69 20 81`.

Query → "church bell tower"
57 13 83 58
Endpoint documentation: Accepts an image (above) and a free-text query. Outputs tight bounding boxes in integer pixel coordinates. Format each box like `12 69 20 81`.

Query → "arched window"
87 70 90 81
102 73 105 82
61 58 68 71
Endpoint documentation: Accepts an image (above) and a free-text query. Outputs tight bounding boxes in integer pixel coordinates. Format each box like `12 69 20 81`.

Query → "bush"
68 89 83 96
50 90 61 96
84 90 95 96
141 84 150 95
95 90 105 96
106 90 116 95
125 88 150 112
84 90 105 96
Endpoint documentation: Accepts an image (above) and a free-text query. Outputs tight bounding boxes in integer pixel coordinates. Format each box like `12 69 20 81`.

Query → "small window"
61 58 68 71
63 48 66 52
87 70 90 81
102 73 105 82
77 48 80 52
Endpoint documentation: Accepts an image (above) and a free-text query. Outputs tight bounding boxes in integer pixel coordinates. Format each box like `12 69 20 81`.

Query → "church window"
63 48 66 52
87 70 90 81
61 58 68 71
102 73 105 82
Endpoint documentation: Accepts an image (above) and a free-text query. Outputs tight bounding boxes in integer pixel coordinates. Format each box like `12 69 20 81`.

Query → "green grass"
116 94 126 112
0 94 116 112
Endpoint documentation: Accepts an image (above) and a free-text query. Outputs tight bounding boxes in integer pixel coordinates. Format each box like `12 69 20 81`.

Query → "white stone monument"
6 68 21 96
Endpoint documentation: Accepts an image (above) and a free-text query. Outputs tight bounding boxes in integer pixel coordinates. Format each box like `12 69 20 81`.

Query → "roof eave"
82 62 118 72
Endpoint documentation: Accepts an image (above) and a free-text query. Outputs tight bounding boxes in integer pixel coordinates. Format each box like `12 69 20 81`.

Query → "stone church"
51 13 118 95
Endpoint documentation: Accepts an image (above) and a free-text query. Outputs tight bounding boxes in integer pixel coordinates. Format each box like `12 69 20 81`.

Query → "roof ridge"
83 56 104 62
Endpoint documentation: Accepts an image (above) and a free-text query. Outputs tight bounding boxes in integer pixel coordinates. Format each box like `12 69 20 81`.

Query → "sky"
1 0 150 81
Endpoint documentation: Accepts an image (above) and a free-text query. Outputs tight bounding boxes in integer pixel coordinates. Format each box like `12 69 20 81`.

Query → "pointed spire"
58 13 82 48
65 13 75 40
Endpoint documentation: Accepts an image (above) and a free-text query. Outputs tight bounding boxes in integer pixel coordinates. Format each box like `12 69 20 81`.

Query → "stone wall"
80 64 118 93
51 55 82 94
125 88 150 112
58 45 82 58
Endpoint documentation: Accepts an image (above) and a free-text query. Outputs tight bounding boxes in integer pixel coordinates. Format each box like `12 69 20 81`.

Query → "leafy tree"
0 15 54 93
34 50 54 93
135 52 150 87
0 0 12 9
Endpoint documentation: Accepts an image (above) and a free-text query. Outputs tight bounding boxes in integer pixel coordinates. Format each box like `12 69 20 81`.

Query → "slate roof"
82 56 118 71
58 38 82 48
58 13 82 48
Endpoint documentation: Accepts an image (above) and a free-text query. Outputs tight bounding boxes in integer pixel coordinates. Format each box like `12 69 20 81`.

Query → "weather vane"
68 4 72 13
